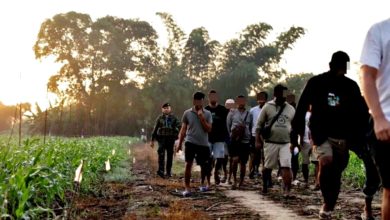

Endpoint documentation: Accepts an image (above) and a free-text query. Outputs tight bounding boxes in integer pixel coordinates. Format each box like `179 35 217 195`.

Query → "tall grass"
343 151 366 189
0 136 135 219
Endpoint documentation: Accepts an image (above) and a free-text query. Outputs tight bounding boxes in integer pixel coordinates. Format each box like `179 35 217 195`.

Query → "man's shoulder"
217 104 227 111
372 18 390 30
250 106 259 112
203 108 212 115
285 103 296 112
309 72 327 82
183 108 194 115
264 100 276 107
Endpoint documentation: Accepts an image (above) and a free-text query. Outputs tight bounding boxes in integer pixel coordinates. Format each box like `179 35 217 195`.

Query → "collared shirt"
182 107 213 147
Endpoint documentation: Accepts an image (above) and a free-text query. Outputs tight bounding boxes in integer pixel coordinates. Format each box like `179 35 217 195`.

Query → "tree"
283 73 314 99
34 12 159 136
32 11 306 136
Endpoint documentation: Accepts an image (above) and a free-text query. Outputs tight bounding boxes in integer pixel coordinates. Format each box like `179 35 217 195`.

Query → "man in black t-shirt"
291 51 368 219
205 90 229 185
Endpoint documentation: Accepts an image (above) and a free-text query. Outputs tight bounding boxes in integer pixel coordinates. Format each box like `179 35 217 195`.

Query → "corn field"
0 136 134 219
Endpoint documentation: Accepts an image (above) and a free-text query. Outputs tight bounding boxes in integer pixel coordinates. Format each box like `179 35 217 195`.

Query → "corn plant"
0 136 135 219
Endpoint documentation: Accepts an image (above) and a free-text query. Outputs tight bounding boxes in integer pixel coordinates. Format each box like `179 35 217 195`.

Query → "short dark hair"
329 51 350 70
236 95 245 99
257 91 268 100
208 90 217 94
193 91 205 100
274 84 288 94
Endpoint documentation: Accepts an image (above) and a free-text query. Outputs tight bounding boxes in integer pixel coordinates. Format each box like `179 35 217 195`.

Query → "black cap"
162 102 170 108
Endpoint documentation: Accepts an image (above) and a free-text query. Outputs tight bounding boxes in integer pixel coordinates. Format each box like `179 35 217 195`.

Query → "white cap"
225 99 235 104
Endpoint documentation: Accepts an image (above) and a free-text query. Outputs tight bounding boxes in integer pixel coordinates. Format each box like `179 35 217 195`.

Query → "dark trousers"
362 150 381 197
157 139 175 175
249 136 262 175
291 152 299 180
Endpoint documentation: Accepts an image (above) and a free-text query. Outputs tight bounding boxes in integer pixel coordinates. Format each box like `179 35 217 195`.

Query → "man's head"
225 98 235 110
193 91 206 110
273 84 288 105
161 102 172 114
208 90 218 107
256 91 268 108
329 51 350 75
235 95 246 110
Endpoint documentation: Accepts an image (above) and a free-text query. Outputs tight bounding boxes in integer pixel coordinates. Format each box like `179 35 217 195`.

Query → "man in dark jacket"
151 103 181 178
291 51 368 219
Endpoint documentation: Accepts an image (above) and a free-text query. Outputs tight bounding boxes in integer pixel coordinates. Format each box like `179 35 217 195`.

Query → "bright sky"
0 0 389 107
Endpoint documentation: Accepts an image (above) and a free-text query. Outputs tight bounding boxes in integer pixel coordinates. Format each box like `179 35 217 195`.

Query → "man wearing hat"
151 102 181 178
291 51 368 219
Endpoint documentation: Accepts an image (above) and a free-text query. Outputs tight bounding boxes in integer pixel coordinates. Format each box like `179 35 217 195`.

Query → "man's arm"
150 116 160 147
197 109 212 132
176 123 187 152
174 116 181 138
226 111 233 134
291 79 313 144
255 107 267 149
361 65 390 141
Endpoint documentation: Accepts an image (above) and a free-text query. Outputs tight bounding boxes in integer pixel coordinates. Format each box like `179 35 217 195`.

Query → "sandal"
199 186 209 192
319 210 332 220
182 190 192 197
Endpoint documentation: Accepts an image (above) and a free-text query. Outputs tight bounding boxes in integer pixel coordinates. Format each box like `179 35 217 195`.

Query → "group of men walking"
150 18 390 220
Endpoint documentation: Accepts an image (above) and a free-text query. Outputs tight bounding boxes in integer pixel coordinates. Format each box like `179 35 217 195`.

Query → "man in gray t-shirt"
176 91 213 196
226 95 251 189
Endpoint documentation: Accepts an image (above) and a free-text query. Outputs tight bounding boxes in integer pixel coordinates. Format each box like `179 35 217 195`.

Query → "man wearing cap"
256 85 295 197
151 102 181 178
291 51 368 219
224 98 235 184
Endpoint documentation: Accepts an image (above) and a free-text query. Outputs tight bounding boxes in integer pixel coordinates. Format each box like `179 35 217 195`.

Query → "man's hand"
290 144 296 153
374 117 390 142
197 109 204 118
175 141 182 153
255 140 263 150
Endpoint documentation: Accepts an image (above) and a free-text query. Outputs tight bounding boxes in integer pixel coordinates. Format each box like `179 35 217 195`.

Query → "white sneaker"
292 179 300 186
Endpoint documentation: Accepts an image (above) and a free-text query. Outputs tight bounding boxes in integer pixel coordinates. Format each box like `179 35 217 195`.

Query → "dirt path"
73 142 382 219
74 143 265 219
225 190 316 220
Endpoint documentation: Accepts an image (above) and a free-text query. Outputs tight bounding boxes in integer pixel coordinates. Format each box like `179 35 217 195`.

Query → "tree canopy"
30 11 307 136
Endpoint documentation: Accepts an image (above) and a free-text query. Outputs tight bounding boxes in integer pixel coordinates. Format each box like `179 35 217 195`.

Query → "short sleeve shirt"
182 108 213 147
360 18 390 120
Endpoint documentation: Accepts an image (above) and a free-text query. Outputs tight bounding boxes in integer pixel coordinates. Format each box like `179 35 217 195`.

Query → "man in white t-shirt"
248 91 268 179
361 18 390 220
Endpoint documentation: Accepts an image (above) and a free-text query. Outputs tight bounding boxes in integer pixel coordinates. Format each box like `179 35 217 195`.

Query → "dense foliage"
0 136 134 219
